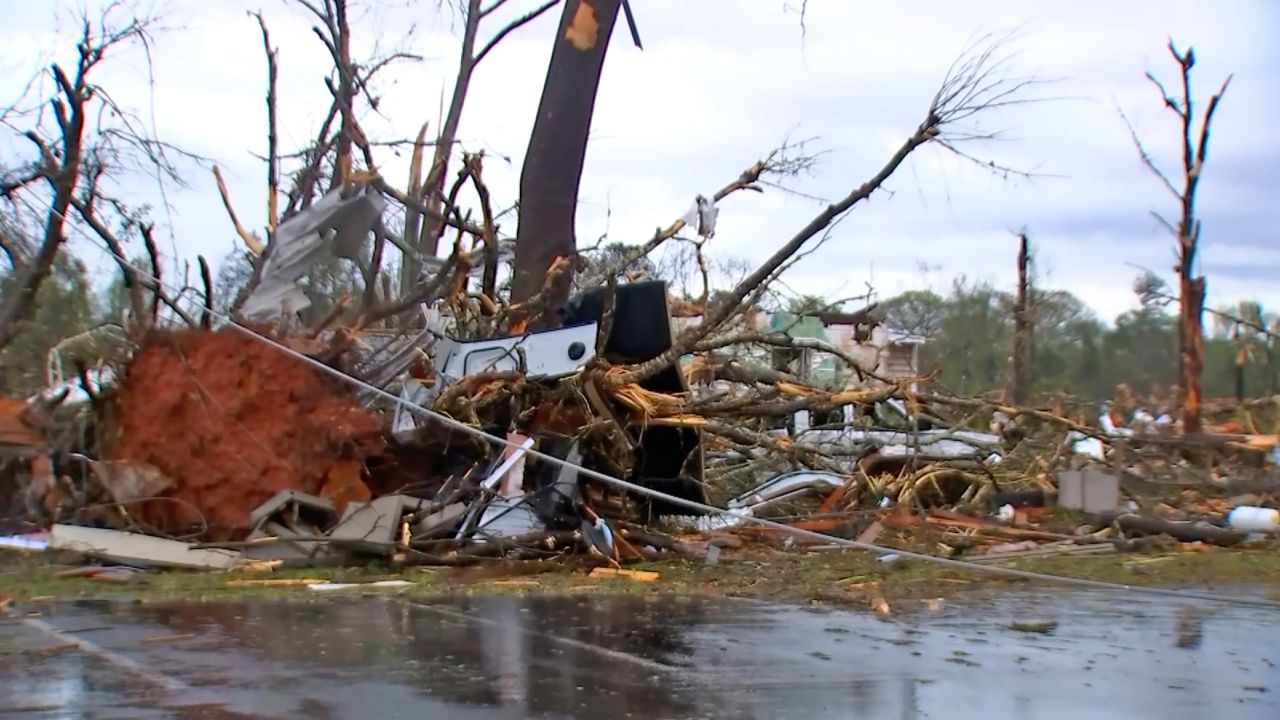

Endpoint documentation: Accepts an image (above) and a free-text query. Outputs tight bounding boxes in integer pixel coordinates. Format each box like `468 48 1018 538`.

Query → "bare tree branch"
1120 107 1180 199
474 0 560 65
212 165 264 256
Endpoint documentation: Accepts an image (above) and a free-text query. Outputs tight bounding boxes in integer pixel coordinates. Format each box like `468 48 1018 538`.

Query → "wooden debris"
855 520 884 545
588 567 659 583
974 540 1115 563
1103 513 1243 547
141 633 198 645
225 578 327 588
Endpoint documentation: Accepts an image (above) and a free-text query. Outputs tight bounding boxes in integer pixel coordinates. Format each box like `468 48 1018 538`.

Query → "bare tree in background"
1124 41 1231 434
1010 231 1032 405
0 5 198 348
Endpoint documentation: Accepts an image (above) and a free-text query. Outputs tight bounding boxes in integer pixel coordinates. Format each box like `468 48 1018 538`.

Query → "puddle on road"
1 590 1276 719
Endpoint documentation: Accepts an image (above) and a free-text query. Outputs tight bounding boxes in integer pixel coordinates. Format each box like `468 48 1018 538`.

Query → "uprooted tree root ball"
103 329 384 538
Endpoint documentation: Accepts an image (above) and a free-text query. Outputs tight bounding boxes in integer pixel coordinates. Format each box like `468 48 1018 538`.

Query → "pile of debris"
0 117 1276 585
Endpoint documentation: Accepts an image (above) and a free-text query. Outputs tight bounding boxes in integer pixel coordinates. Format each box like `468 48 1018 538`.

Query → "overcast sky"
3 0 1277 322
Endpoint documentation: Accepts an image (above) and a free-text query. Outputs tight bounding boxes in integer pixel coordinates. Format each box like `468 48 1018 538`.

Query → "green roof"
768 312 828 340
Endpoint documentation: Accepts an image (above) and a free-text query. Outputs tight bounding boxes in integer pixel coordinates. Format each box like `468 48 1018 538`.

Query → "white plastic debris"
1226 506 1280 533
681 194 718 238
1068 431 1106 460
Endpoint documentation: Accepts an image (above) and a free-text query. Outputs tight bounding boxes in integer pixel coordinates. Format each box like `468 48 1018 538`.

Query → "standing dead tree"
1010 232 1031 405
1123 41 1231 434
0 8 196 347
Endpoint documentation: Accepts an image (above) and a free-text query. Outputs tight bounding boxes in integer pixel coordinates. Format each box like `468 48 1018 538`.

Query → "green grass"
4 544 1279 610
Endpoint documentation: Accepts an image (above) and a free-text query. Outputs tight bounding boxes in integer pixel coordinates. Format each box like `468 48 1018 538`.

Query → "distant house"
763 311 926 390
671 302 926 390
671 301 927 433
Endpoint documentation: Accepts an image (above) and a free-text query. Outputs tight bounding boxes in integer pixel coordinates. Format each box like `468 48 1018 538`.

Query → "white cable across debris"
22 196 1280 611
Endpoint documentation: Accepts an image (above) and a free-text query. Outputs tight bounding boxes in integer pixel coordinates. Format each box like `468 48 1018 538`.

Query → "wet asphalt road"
1 589 1276 719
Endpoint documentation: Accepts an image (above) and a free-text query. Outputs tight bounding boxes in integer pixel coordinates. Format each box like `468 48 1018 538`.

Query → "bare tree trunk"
402 0 483 294
399 0 560 311
510 0 621 323
331 0 355 187
1010 232 1031 405
1181 273 1206 427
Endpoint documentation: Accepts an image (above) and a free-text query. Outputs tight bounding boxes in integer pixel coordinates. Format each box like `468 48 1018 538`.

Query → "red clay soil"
0 397 44 447
106 329 384 538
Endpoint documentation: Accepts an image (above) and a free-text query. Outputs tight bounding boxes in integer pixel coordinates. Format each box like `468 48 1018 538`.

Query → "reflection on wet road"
1 590 1276 719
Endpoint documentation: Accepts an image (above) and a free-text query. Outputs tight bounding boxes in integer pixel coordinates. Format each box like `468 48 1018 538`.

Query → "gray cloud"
1 0 1276 324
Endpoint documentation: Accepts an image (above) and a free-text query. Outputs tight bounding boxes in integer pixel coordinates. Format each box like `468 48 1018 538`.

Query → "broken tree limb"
610 36 1040 387
371 175 487 239
918 393 1104 438
407 0 556 286
328 0 356 186
465 153 501 299
360 220 388 316
213 165 264 256
415 0 481 266
140 224 163 323
69 194 149 329
583 152 786 289
1101 511 1242 547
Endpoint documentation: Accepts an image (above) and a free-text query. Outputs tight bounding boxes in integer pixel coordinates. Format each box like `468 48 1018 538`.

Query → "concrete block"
1057 469 1119 514
249 490 335 530
328 494 428 552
